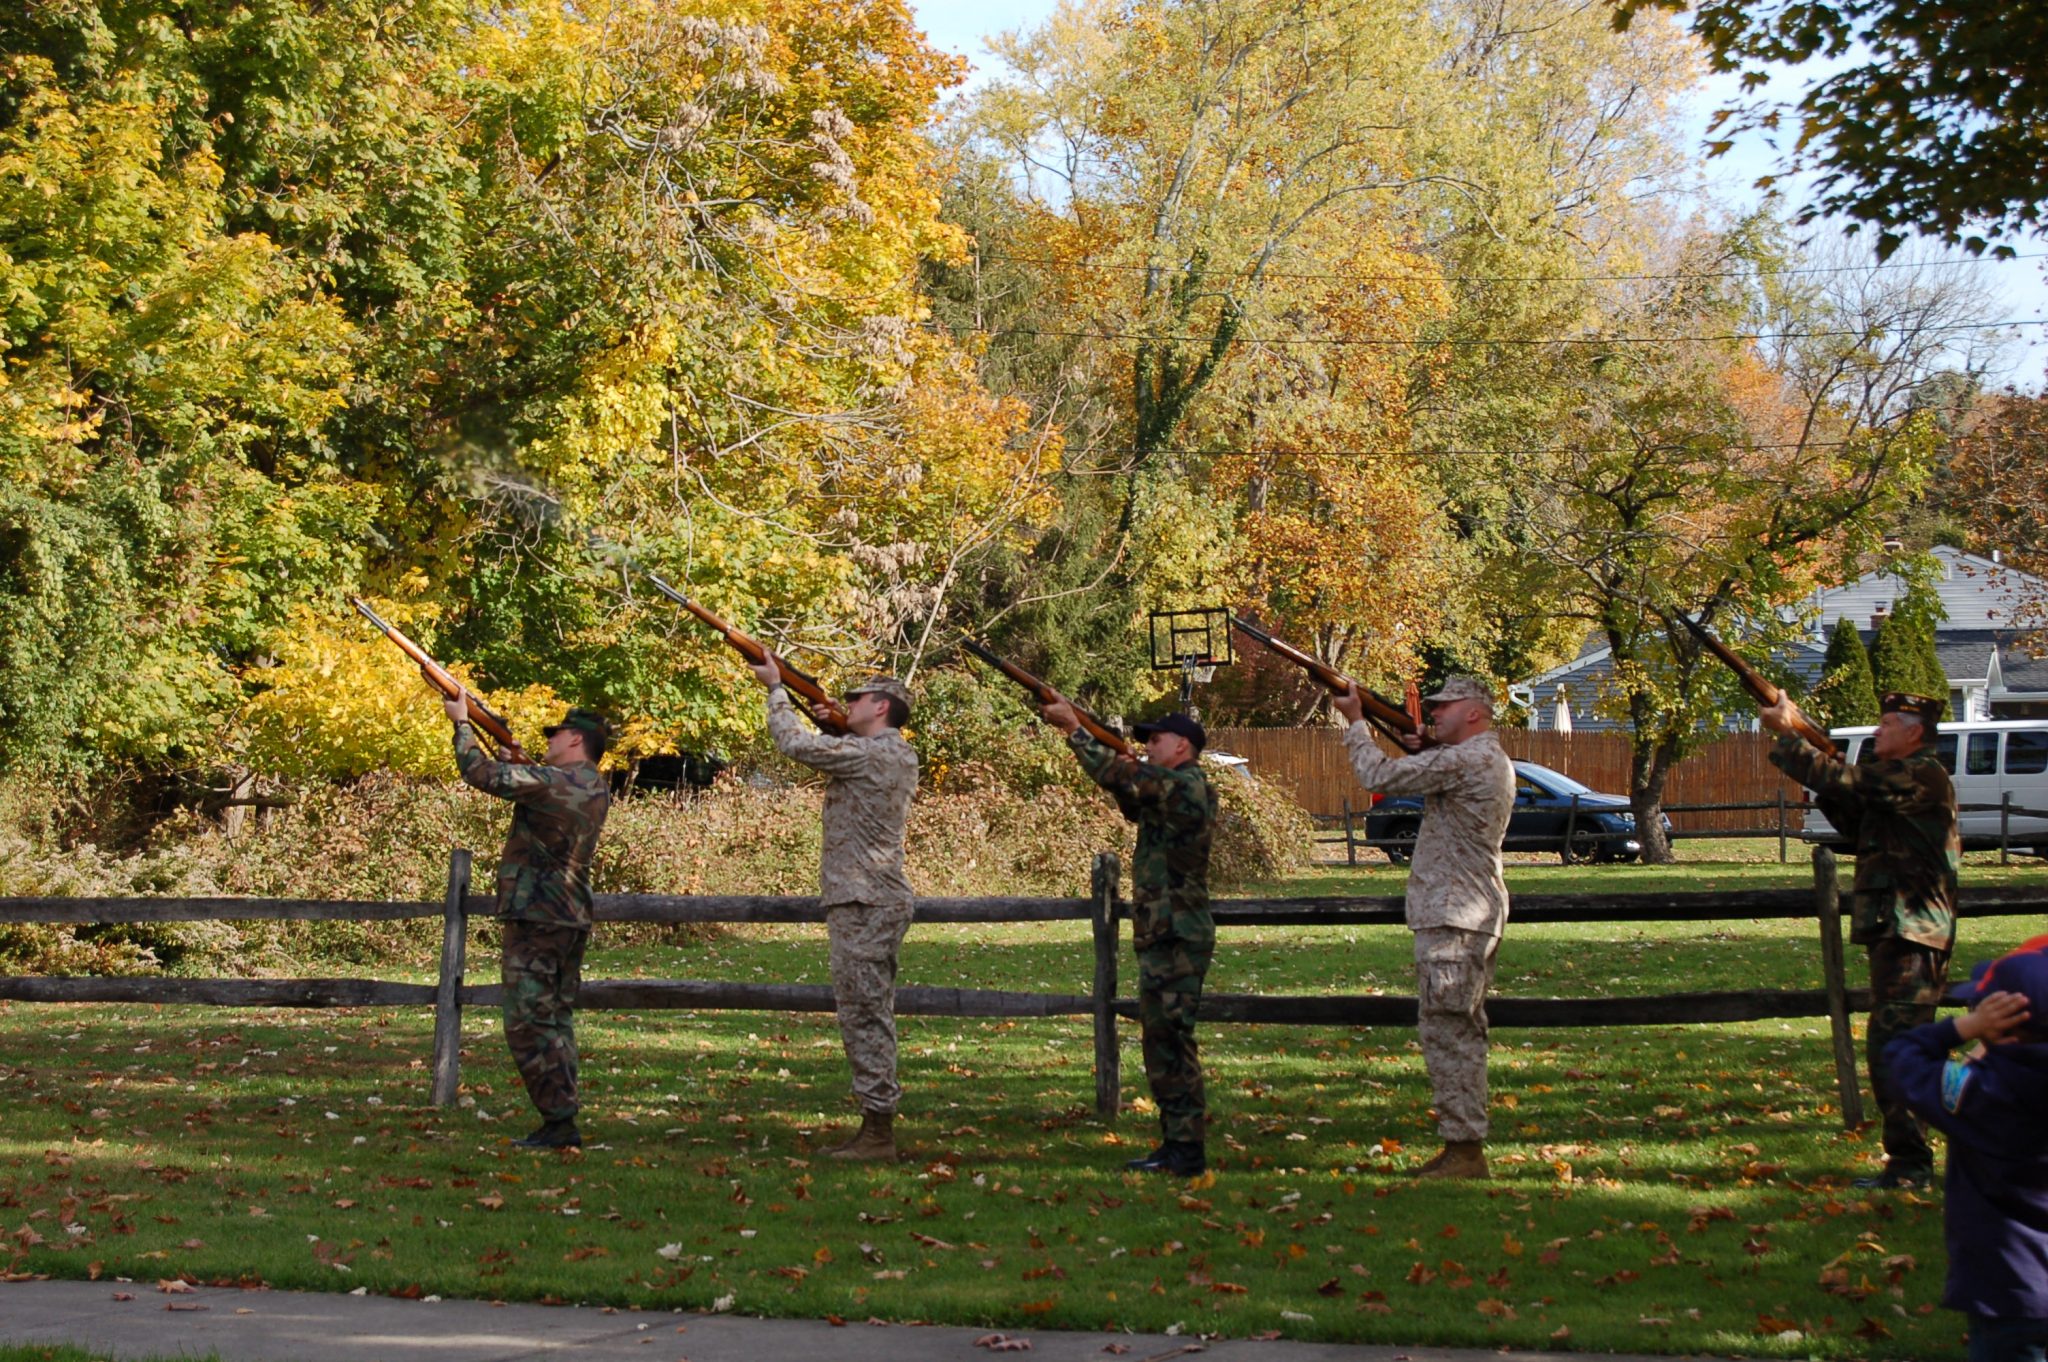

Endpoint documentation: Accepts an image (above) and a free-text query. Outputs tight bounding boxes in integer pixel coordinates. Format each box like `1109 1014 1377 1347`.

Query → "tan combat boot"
1414 1140 1488 1180
828 1109 897 1162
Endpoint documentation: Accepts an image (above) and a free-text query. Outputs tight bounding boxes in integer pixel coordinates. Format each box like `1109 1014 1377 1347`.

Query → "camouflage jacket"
454 724 612 928
1342 724 1515 937
1069 732 1216 951
766 688 918 907
1770 735 1959 950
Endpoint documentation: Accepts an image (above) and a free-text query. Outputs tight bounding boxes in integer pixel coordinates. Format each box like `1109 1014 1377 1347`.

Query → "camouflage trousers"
1414 926 1500 1143
1137 934 1214 1146
501 920 589 1123
1866 936 1950 1171
828 900 915 1115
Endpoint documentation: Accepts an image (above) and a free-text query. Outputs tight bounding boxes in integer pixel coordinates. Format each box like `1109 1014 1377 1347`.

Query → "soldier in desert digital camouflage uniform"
1336 675 1515 1181
1763 689 1958 1189
443 688 613 1150
750 656 919 1162
1043 706 1217 1179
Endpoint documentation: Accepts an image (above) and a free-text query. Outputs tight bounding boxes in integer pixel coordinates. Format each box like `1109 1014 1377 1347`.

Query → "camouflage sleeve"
765 687 872 776
453 723 558 803
1768 735 1928 812
1340 721 1470 796
1067 731 1157 816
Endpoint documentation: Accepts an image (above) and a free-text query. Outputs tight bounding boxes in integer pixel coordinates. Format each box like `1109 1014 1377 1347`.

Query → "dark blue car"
1363 760 1667 865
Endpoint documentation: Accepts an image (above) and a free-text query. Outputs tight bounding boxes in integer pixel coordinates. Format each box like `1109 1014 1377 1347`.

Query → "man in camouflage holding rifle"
443 686 613 1150
1044 705 1217 1178
1762 689 1958 1189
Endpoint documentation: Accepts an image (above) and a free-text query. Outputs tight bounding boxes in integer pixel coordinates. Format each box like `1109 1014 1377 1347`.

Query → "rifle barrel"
349 599 530 762
963 640 1135 757
1227 615 1425 743
1679 615 1840 758
630 569 850 735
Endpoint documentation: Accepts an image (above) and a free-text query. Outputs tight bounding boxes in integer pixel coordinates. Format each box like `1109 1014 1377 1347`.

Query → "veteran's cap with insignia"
1880 691 1946 725
1134 712 1207 751
845 674 912 714
544 706 614 752
1424 675 1495 708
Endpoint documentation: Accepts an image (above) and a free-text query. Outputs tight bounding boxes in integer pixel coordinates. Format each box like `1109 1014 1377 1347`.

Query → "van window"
2008 731 2048 776
1966 732 2000 775
1853 738 1873 765
1933 733 1957 774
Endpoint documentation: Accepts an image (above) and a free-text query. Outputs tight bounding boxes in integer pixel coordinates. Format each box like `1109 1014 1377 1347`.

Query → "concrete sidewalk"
0 1280 1731 1362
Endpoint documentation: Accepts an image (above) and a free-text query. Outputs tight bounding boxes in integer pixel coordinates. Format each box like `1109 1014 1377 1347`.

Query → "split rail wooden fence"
2 849 2043 1129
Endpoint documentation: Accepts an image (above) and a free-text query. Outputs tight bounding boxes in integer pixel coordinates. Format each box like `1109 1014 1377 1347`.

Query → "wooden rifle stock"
962 640 1136 758
350 599 532 763
1227 615 1432 747
1677 614 1840 758
634 571 850 735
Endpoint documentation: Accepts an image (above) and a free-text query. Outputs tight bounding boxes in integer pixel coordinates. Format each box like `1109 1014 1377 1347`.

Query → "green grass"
0 1349 205 1362
3 860 2043 1358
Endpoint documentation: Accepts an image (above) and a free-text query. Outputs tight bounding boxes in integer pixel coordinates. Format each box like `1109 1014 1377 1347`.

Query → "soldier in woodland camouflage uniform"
443 688 613 1150
1337 675 1515 1181
751 656 919 1162
1044 706 1217 1178
1764 689 1958 1189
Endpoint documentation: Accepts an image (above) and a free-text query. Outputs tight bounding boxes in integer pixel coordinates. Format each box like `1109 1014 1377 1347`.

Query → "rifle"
350 599 532 763
631 569 850 736
1228 615 1433 747
962 640 1137 758
1676 613 1841 758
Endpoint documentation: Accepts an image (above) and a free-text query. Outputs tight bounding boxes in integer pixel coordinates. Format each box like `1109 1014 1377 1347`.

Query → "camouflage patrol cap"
1880 691 1946 726
845 674 912 715
544 707 614 753
1424 675 1495 708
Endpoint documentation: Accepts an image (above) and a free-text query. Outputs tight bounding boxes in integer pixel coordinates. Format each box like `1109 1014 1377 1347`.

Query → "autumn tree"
1944 384 2048 645
1508 226 1994 859
1869 583 1951 714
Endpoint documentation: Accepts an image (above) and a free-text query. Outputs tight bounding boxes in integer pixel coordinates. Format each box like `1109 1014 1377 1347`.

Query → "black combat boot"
1126 1141 1206 1177
513 1117 582 1149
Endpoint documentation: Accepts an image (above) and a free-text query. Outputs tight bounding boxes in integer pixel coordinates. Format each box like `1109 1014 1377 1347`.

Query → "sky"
906 0 2048 389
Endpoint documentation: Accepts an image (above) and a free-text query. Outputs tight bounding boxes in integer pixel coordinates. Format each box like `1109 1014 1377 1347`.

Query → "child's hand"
1956 990 2033 1045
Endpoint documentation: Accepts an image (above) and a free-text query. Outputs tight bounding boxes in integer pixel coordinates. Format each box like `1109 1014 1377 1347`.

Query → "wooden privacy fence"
1 848 2043 1128
1215 726 1800 829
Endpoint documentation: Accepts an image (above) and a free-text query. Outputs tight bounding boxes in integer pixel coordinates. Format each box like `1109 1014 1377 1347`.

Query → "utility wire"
952 317 2041 348
963 249 2048 287
1081 438 1884 459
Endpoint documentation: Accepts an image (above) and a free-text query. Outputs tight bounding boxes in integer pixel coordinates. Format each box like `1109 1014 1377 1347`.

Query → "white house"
1513 546 2048 732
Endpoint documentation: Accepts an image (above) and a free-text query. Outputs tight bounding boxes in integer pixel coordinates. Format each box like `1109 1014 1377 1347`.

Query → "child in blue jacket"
1887 933 2048 1362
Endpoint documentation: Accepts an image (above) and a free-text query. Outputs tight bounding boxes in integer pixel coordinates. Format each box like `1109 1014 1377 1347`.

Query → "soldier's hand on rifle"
1331 683 1365 727
442 681 470 726
749 651 783 689
1758 693 1804 739
1040 699 1081 735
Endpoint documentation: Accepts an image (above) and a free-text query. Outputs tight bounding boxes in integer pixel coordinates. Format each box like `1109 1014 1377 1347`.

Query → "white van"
1803 719 2048 853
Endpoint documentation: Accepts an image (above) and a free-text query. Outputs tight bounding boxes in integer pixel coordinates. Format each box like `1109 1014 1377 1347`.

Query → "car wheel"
1561 831 1603 865
1381 819 1419 866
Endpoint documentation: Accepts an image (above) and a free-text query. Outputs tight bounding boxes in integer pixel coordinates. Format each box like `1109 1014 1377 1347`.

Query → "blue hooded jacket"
1887 1018 2048 1319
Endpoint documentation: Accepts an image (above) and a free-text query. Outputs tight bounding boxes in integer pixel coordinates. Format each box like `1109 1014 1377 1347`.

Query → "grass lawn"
3 853 2043 1358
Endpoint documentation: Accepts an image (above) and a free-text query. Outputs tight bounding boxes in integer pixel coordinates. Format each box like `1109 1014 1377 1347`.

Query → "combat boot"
1413 1140 1488 1180
512 1118 582 1150
1126 1141 1206 1177
828 1109 897 1162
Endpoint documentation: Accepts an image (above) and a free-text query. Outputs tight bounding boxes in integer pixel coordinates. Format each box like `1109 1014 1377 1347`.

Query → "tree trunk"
1629 736 1678 864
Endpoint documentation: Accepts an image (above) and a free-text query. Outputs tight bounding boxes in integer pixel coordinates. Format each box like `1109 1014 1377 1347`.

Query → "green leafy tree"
1611 0 2048 258
1810 614 1879 729
1869 583 1950 715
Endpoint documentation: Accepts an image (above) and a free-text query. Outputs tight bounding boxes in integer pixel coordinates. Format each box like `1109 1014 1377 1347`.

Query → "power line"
1075 438 1885 460
965 249 2048 288
956 317 2042 348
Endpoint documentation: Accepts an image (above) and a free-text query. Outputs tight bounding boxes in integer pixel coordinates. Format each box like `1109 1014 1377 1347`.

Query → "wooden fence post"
1812 846 1864 1131
1776 785 1787 864
1091 851 1121 1120
1560 793 1581 863
430 848 471 1107
2001 792 2012 865
1342 798 1356 867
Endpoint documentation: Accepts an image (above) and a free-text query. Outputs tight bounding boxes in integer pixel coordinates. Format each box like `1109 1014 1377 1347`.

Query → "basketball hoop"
1149 607 1234 709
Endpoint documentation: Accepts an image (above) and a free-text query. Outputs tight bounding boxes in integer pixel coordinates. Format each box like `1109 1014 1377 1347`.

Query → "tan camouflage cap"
1423 675 1495 708
845 674 912 713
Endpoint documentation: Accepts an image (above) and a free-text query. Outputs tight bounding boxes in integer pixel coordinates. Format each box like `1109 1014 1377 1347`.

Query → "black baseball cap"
1134 712 1206 751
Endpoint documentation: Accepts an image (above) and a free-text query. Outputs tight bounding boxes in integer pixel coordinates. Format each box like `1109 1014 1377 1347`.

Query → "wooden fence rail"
2 849 2043 1127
